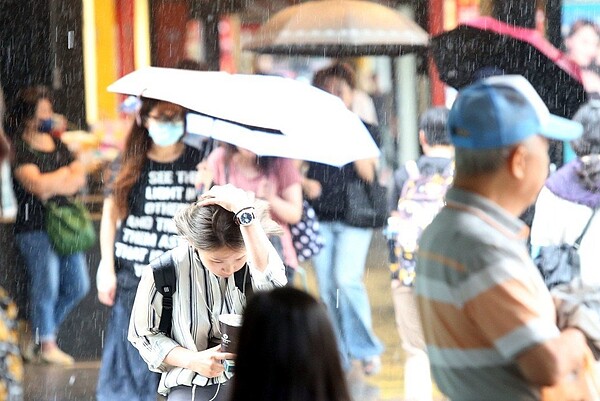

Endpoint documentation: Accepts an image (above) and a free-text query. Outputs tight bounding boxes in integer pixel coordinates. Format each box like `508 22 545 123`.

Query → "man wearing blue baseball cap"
415 75 590 400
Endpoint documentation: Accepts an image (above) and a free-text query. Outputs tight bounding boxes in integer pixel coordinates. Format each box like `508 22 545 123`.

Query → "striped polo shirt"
415 188 560 401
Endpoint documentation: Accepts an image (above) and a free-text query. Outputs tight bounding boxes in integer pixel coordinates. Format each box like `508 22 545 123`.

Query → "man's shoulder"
420 208 515 266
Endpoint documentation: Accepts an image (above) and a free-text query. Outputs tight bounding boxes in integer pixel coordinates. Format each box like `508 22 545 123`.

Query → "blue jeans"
313 221 383 367
15 230 90 342
96 285 159 401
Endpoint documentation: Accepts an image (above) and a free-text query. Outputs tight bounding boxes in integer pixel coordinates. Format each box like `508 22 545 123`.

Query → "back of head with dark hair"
173 198 282 251
571 100 600 157
419 106 451 146
6 85 52 141
175 59 208 71
312 62 356 90
230 287 351 401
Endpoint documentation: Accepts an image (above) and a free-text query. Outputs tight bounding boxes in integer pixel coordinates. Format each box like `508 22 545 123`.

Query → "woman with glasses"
96 98 206 401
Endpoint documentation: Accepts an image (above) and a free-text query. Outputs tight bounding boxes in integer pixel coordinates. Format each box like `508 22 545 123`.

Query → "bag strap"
574 208 598 250
150 251 177 335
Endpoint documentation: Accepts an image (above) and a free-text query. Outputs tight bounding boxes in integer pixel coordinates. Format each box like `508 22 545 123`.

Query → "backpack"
390 160 454 286
151 250 253 336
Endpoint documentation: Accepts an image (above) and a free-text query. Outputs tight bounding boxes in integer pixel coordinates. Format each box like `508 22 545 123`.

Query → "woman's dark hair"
5 85 53 141
174 199 282 251
419 106 451 146
312 62 356 90
175 58 208 71
229 287 351 401
111 97 160 219
223 144 277 175
0 131 8 162
577 155 600 192
571 100 600 158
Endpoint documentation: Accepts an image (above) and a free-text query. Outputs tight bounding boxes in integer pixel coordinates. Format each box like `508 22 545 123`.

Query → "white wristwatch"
234 207 256 226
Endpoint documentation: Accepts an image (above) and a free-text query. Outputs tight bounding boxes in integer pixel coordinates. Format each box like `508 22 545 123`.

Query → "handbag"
534 208 597 290
343 174 388 229
45 198 96 256
290 200 325 262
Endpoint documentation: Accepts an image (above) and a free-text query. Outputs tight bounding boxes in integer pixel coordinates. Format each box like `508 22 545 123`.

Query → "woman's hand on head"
187 345 235 378
196 184 254 214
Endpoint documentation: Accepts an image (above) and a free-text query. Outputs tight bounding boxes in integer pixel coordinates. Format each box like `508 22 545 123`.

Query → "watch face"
238 211 254 225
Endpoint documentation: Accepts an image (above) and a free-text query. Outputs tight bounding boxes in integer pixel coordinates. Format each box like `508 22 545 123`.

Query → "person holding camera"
128 184 286 401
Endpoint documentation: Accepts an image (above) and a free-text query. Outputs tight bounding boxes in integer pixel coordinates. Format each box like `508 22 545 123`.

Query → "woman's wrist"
234 206 256 226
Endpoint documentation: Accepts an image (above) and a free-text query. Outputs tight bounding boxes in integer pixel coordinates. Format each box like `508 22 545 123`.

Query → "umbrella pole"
393 55 420 168
390 57 399 171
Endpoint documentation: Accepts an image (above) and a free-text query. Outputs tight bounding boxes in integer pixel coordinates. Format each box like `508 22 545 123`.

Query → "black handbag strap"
574 208 598 250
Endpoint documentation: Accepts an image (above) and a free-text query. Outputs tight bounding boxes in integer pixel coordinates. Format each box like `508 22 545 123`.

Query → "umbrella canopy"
431 16 586 119
244 0 429 57
107 67 380 167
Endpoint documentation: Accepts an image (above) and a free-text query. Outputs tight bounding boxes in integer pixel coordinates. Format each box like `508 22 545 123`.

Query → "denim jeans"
96 285 159 401
15 230 90 342
312 221 383 367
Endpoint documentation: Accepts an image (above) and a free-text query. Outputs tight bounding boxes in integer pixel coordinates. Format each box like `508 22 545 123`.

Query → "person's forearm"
353 158 377 182
553 328 589 379
266 195 302 224
240 222 273 272
100 198 118 268
518 327 588 386
163 346 195 370
23 167 71 200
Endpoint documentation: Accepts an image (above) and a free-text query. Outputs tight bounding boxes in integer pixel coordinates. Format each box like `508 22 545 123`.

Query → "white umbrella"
107 66 380 167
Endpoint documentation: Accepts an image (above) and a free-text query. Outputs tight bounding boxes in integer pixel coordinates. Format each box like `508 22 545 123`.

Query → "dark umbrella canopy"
431 16 586 119
244 0 429 57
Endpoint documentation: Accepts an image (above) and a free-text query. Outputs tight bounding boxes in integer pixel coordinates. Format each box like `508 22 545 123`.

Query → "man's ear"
507 143 527 180
418 130 427 146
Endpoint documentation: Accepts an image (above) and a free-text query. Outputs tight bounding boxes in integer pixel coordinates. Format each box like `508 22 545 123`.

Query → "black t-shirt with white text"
107 146 200 288
12 138 74 234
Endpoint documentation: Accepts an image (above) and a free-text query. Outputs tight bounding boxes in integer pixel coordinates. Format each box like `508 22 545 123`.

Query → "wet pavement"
23 234 446 401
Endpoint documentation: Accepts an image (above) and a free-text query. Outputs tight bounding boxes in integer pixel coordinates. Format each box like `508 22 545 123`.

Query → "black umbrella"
431 16 586 119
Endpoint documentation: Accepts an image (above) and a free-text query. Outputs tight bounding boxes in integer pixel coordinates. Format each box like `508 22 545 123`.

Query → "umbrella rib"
188 111 284 135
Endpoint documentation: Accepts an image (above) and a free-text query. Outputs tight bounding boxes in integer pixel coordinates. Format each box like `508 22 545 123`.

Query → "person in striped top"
415 75 590 401
129 184 286 401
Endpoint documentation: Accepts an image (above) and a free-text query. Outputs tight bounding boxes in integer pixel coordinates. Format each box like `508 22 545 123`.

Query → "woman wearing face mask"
95 98 205 401
5 85 89 365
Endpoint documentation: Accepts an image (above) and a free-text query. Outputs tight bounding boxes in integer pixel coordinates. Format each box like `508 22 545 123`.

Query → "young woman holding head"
129 184 286 401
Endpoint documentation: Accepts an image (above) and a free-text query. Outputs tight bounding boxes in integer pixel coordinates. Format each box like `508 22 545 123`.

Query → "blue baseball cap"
448 75 583 149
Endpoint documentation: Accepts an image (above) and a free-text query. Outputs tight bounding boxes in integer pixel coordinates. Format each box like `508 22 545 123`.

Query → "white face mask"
147 120 184 147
